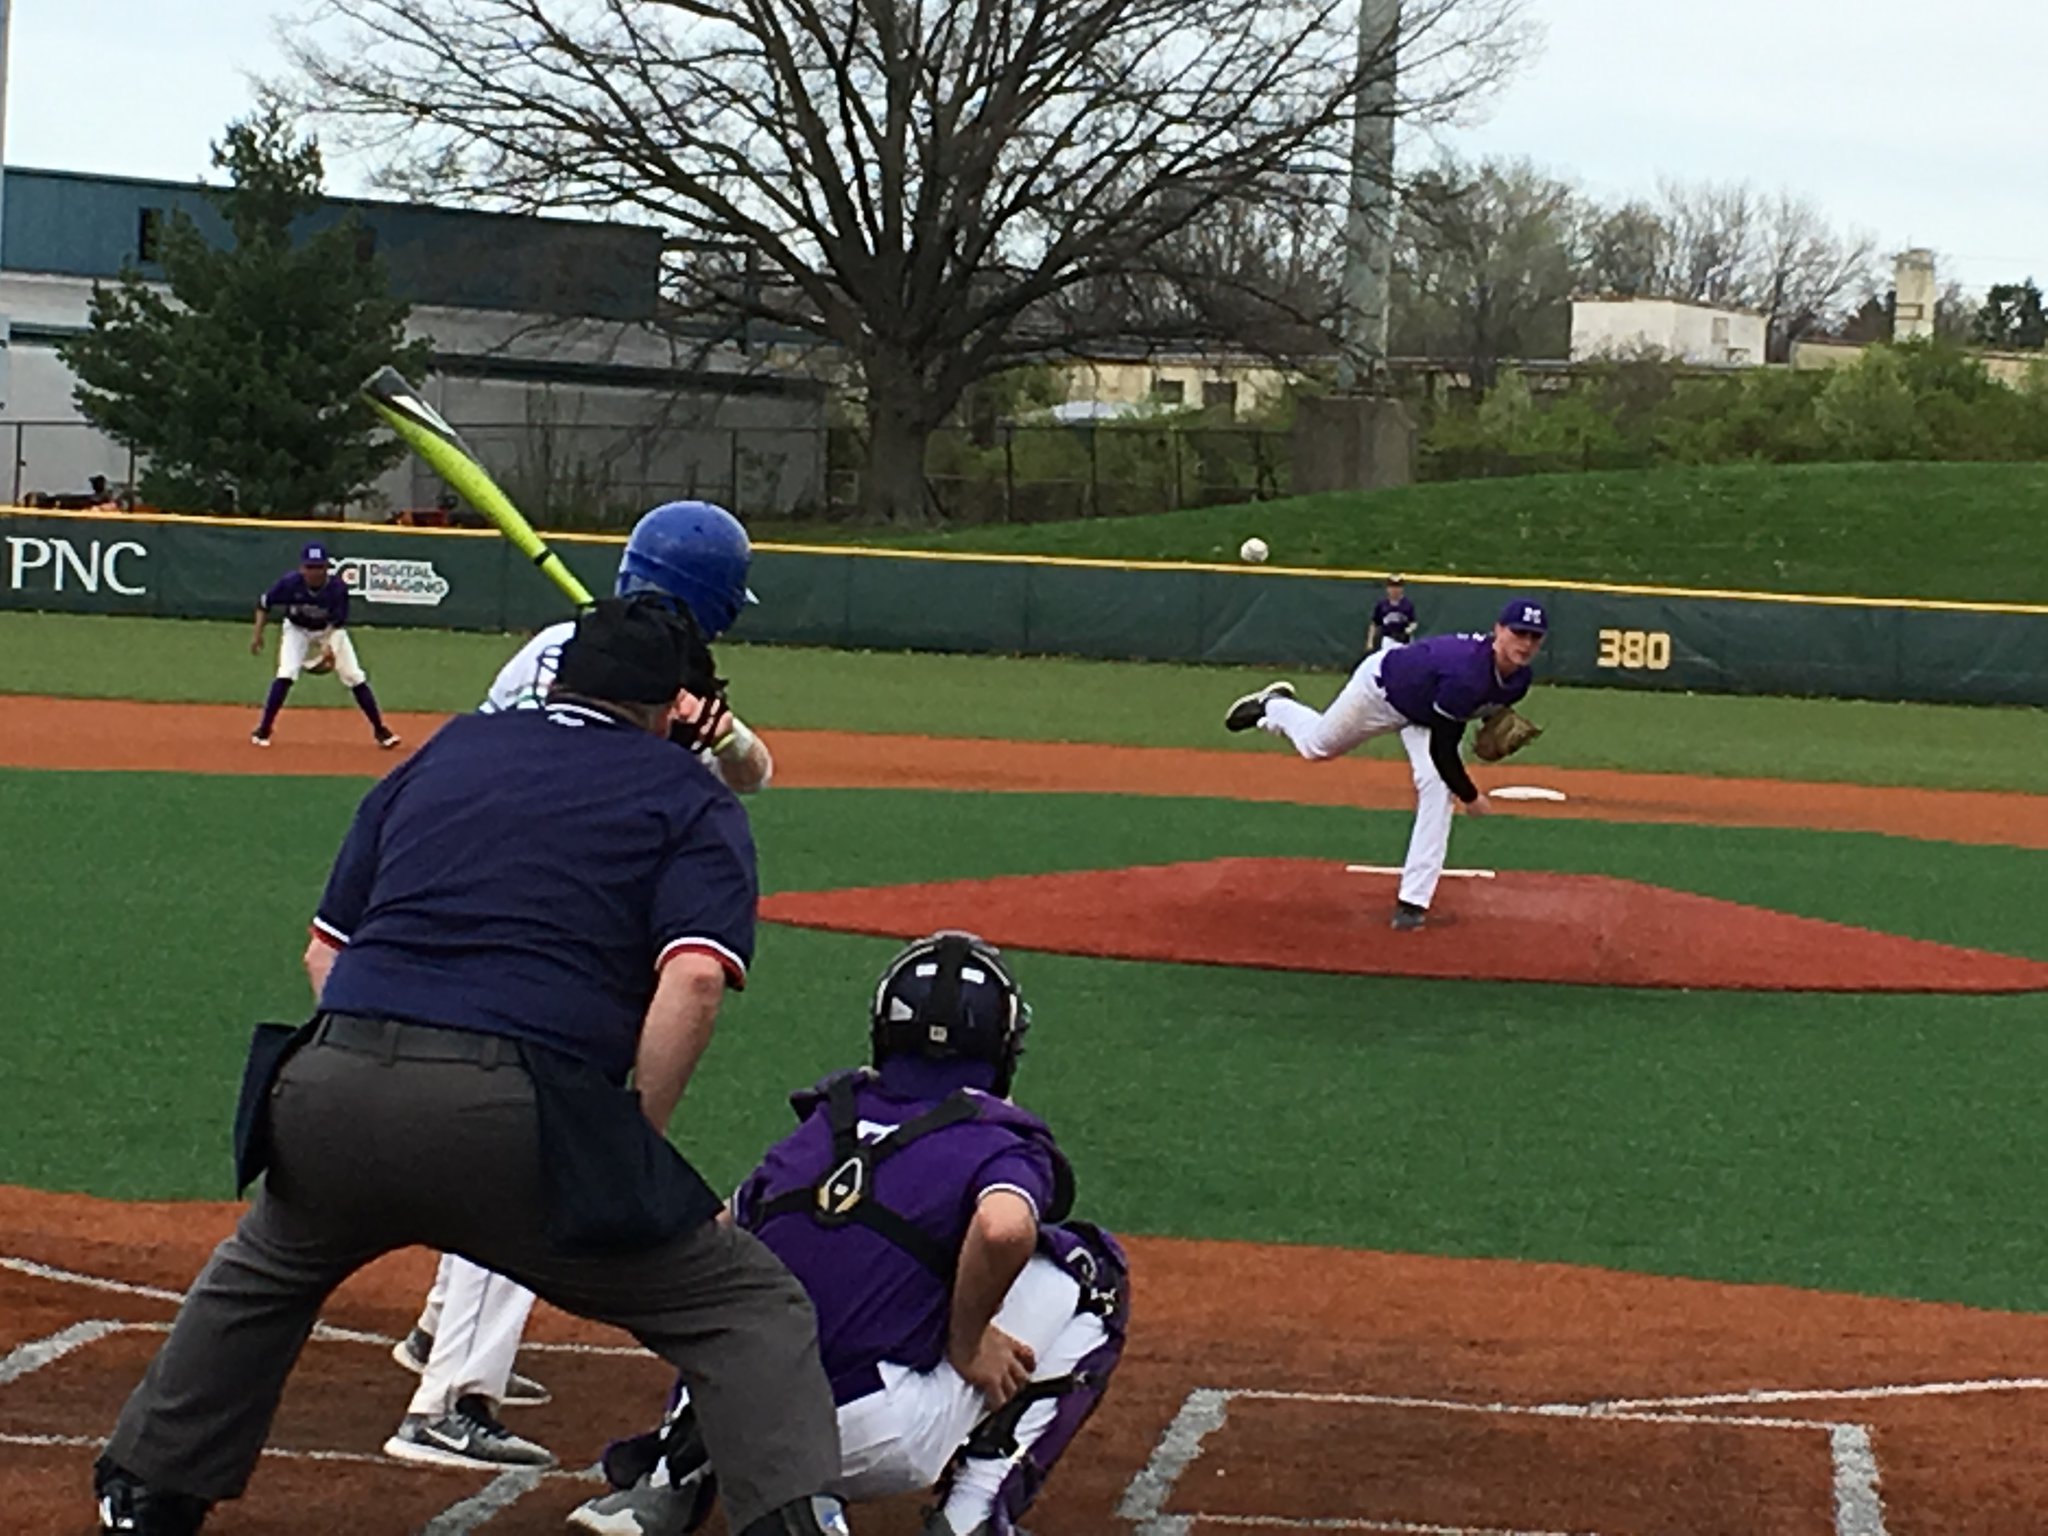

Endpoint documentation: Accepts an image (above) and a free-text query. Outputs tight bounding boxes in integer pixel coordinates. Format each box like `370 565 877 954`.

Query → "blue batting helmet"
870 931 1032 1095
614 501 756 638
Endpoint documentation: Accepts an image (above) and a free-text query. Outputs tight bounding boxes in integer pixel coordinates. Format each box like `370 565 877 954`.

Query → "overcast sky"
9 0 2043 293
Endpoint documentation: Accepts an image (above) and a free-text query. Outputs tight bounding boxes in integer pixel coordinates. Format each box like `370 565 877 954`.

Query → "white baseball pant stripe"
277 625 366 687
407 1253 537 1415
1259 651 1457 911
833 1255 1106 1521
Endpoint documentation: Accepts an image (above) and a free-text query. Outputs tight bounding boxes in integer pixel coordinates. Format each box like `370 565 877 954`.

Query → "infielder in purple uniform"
248 542 399 749
1225 598 1549 930
569 931 1130 1536
1365 575 1418 656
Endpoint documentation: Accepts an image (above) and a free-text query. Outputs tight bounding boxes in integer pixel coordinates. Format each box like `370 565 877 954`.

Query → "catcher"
1224 598 1549 931
568 931 1129 1536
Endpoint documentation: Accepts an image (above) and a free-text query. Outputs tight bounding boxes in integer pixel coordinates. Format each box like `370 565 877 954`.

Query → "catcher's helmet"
615 501 756 639
870 931 1031 1095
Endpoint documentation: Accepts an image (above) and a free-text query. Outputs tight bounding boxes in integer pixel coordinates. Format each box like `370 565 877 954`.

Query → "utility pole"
0 0 12 410
1336 0 1399 392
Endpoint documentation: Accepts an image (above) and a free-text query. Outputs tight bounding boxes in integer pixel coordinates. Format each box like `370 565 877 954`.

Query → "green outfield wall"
5 507 2044 705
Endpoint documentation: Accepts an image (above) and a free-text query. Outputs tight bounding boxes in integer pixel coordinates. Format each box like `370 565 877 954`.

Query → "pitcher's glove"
1472 707 1542 762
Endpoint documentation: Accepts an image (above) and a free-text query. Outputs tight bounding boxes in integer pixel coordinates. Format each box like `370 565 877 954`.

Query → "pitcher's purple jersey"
1371 596 1417 643
732 1062 1070 1402
1380 631 1531 725
261 570 350 631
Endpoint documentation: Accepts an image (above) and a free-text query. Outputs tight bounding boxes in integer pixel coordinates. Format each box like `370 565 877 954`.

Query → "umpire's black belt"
313 1012 517 1068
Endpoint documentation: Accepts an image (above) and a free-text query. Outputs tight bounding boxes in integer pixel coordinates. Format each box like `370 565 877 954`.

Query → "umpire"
94 598 850 1536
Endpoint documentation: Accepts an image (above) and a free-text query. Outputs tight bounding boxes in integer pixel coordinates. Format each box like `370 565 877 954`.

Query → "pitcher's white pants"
835 1256 1104 1522
409 1253 536 1415
277 625 366 686
1259 651 1457 911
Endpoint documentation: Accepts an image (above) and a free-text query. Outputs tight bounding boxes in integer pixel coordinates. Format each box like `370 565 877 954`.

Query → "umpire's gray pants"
104 1024 840 1529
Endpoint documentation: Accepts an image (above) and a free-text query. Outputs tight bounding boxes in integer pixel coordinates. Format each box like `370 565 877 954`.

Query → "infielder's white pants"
832 1256 1103 1512
1260 651 1456 911
277 625 366 687
409 1253 536 1415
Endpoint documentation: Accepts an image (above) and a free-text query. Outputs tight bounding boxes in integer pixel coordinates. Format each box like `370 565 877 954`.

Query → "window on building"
137 208 165 264
1150 377 1186 405
355 226 379 266
1202 379 1239 417
1710 315 1731 347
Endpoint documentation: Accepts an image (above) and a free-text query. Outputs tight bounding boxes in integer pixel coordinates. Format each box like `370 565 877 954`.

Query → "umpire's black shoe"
1224 681 1295 732
95 1455 211 1535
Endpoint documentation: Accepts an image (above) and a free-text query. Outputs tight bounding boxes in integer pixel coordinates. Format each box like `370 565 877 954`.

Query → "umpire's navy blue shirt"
313 701 756 1081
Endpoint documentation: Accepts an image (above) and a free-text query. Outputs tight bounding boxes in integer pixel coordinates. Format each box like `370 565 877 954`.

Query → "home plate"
1347 864 1496 879
1492 785 1568 802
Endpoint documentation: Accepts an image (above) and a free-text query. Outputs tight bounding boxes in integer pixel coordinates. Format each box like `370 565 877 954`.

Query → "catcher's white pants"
410 1253 536 1415
1259 652 1456 911
276 625 366 687
831 1255 1103 1514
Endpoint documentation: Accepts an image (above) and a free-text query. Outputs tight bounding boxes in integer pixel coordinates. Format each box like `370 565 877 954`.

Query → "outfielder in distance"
1225 598 1550 931
1365 573 1418 656
383 500 776 1474
248 541 400 749
569 931 1129 1536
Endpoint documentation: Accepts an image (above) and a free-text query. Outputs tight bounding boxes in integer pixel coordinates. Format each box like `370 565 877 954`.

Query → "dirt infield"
9 1187 2048 1533
763 858 2048 992
5 694 2046 850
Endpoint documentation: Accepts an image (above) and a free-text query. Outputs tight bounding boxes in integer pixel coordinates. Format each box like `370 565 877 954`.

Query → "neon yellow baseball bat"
361 366 594 607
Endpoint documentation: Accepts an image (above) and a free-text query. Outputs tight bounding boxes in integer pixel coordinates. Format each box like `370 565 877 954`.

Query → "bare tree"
289 0 1528 523
1648 177 1757 307
1747 191 1880 360
1392 155 1579 387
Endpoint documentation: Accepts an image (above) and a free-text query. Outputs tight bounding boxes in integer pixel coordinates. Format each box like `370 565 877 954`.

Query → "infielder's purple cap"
301 542 330 565
1500 597 1548 634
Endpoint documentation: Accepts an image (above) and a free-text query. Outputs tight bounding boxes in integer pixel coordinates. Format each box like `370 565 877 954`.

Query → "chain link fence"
5 417 1294 527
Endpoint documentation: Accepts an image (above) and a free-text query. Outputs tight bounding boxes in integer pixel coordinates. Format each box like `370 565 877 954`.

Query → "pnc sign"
5 535 148 596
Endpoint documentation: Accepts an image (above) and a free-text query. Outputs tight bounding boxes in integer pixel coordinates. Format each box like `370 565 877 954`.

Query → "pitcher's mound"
762 858 2048 992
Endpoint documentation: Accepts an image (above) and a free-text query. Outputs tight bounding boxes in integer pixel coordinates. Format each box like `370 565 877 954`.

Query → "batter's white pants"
1259 651 1457 911
276 625 366 687
835 1256 1106 1522
409 1253 536 1415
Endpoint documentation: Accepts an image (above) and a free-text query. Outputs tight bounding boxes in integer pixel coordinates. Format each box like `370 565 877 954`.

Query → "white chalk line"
2 1430 604 1481
1579 1376 2048 1411
420 1466 555 1534
0 1253 646 1356
0 1321 128 1386
1123 1386 1901 1536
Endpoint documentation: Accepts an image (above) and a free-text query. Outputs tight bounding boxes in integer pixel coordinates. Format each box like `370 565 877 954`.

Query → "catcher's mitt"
1472 707 1542 762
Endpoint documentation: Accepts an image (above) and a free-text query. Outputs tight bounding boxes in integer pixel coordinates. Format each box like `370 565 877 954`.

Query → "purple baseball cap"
301 541 331 565
1500 597 1548 634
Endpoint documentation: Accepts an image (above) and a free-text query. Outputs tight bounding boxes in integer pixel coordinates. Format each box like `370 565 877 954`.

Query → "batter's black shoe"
1223 681 1294 732
390 1325 551 1406
384 1393 557 1470
95 1455 210 1535
1390 901 1428 932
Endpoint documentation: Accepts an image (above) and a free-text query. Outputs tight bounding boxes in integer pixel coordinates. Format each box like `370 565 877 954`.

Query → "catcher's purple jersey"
733 1059 1068 1402
1380 631 1530 725
261 570 350 631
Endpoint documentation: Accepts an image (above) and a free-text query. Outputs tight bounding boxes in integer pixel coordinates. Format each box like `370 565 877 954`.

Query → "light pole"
1336 0 1398 392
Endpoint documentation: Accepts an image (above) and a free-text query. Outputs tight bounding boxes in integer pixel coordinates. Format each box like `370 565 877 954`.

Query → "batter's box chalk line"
1116 1381 2048 1536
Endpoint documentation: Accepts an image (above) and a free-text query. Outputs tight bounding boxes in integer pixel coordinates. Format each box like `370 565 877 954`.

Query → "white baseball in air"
1238 537 1269 564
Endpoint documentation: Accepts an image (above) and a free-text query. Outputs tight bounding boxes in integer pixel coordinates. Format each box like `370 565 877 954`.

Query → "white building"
1568 297 1766 368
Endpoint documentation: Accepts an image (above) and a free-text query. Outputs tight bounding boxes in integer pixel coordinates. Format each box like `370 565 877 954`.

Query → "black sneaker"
1390 901 1428 932
1223 681 1295 732
390 1325 550 1406
94 1456 210 1536
383 1393 557 1470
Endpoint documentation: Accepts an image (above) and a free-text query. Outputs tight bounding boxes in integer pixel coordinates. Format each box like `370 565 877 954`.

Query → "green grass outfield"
6 770 2048 1312
6 611 2046 792
785 460 2048 607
